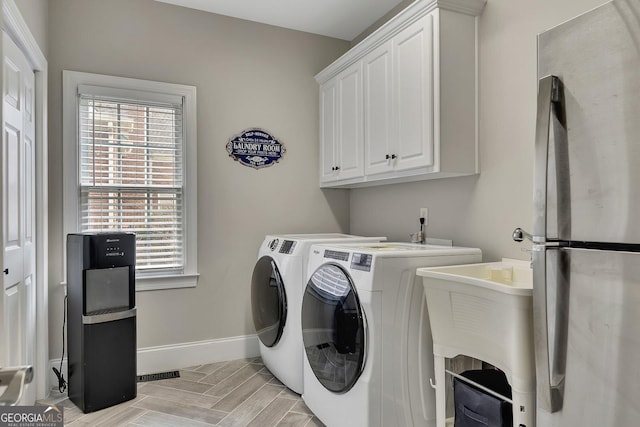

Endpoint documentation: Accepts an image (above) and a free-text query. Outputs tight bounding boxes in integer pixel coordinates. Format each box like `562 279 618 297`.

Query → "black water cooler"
67 232 137 413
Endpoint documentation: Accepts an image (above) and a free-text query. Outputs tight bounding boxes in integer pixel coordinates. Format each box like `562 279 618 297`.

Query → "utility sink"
418 258 533 293
417 258 535 393
0 366 33 406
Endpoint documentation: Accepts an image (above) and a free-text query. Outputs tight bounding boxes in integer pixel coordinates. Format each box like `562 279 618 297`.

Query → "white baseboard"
136 334 260 374
48 334 260 392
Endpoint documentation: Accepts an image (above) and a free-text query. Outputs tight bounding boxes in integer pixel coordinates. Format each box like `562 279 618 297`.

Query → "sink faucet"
512 227 534 267
512 227 533 243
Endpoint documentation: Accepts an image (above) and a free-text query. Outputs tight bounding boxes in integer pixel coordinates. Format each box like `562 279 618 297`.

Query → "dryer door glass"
251 256 287 347
302 264 365 393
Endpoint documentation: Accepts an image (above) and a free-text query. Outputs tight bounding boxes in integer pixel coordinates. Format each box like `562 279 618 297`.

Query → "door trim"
2 0 48 400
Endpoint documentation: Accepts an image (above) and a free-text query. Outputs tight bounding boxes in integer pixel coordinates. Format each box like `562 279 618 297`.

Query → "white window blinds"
78 90 185 272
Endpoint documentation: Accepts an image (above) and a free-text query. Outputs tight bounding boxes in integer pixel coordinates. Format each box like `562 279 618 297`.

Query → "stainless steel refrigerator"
518 0 640 425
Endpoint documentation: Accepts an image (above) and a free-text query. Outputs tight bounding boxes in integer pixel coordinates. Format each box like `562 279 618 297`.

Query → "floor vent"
137 370 180 382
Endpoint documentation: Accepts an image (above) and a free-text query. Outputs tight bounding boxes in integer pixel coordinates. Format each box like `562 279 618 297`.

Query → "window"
63 71 198 290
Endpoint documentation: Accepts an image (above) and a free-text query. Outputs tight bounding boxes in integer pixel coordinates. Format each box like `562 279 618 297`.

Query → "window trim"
63 70 198 291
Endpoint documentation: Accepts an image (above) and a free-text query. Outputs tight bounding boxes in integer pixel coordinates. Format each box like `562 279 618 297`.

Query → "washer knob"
269 239 279 251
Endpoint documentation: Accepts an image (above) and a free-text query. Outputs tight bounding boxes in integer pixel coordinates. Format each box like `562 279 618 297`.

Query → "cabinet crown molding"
437 0 487 15
315 0 486 84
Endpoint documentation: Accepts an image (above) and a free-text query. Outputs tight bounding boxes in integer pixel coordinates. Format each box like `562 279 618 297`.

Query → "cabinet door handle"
385 154 390 159
3 268 8 275
335 166 340 171
391 154 397 159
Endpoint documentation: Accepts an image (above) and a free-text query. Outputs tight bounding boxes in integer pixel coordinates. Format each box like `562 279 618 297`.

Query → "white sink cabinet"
316 0 486 188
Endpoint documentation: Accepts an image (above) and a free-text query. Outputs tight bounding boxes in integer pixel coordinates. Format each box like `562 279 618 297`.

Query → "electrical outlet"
420 207 428 225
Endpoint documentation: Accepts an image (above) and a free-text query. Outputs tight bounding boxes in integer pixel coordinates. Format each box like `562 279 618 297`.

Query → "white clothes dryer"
251 234 385 394
301 242 482 427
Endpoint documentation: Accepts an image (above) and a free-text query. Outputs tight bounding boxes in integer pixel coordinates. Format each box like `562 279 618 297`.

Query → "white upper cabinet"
336 62 364 181
316 0 485 188
365 15 435 176
319 61 364 185
363 40 393 176
392 14 434 173
319 78 338 183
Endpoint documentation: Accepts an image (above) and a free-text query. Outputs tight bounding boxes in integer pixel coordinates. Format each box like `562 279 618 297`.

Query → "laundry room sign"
226 128 286 169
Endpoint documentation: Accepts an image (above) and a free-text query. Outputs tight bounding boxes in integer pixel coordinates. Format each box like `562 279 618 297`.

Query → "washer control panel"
323 250 349 261
350 253 372 272
268 238 280 251
279 240 296 254
266 238 297 254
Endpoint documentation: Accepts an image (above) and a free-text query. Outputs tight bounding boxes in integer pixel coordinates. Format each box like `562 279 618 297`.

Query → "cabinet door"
336 62 364 181
319 79 338 184
363 41 394 176
393 14 435 172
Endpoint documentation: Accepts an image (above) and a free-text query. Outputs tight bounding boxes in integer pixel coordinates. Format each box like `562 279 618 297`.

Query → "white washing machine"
251 234 385 394
301 242 482 427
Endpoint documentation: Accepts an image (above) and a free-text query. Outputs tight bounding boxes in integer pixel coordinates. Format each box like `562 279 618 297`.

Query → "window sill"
135 273 199 292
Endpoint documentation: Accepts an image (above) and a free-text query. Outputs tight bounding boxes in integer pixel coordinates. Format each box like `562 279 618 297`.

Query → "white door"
319 80 338 184
2 32 36 405
364 41 394 176
336 62 364 181
393 13 434 172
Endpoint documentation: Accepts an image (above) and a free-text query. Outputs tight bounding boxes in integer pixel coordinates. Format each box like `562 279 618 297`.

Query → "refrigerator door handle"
532 245 565 413
533 75 568 242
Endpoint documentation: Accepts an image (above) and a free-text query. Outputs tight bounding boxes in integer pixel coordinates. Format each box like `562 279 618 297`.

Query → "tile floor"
39 358 325 426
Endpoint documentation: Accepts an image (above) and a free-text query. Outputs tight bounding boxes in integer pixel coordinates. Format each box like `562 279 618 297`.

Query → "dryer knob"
269 239 279 251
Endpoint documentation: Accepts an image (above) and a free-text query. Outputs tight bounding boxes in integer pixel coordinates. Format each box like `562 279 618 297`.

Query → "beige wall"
350 0 608 261
14 0 49 57
33 0 615 364
47 0 350 356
